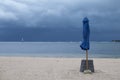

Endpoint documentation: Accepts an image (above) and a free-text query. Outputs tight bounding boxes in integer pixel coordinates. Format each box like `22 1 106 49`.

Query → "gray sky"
0 0 120 41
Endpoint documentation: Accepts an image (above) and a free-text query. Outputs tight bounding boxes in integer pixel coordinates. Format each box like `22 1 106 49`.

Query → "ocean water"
0 42 120 58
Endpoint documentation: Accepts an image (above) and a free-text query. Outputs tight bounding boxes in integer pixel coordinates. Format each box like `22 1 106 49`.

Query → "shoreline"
0 55 120 59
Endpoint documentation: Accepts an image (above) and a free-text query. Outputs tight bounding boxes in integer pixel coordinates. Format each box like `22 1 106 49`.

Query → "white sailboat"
21 37 24 42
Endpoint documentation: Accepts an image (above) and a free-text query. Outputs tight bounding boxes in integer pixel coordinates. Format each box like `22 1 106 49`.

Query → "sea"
0 42 120 58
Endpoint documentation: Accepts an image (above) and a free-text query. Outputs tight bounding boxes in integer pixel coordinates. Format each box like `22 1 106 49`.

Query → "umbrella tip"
83 17 89 22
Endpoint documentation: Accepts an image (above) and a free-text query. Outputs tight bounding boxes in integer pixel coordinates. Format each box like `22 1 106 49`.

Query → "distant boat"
21 37 24 42
112 40 120 42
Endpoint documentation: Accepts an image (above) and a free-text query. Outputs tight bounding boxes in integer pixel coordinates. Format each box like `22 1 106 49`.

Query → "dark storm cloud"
0 0 120 41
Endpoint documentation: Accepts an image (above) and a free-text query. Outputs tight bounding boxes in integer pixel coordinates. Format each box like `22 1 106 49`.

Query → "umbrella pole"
86 50 89 69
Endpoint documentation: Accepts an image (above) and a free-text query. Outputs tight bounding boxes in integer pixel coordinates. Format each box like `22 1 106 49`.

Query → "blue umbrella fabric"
80 17 90 50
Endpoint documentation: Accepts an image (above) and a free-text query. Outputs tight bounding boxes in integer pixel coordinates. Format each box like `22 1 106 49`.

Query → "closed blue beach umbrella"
80 17 90 50
80 17 90 70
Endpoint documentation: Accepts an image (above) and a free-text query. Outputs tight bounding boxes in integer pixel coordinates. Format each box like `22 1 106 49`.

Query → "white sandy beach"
0 57 120 80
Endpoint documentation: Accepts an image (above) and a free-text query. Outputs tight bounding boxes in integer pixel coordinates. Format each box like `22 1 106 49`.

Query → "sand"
0 57 120 80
